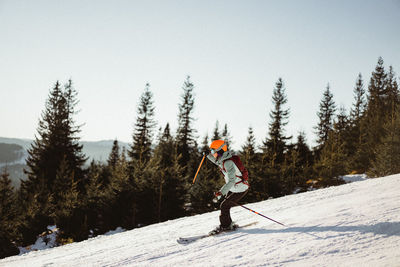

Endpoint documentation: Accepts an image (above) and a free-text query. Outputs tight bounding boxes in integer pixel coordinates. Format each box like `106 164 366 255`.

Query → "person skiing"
207 139 249 234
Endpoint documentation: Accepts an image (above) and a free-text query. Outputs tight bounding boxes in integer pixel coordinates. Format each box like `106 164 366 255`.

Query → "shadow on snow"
240 221 400 239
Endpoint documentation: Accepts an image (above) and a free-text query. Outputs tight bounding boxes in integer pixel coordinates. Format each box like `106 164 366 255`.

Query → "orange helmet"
210 140 227 158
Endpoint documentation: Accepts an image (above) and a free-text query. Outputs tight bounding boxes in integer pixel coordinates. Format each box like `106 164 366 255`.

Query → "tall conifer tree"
258 78 291 197
262 78 291 167
241 126 256 164
21 80 86 241
127 83 156 227
360 57 389 169
128 83 156 168
385 66 400 120
221 123 233 149
212 121 221 141
108 139 120 170
315 83 336 153
314 109 348 186
348 74 368 172
369 65 400 176
350 74 366 123
0 169 19 258
176 76 197 169
294 131 313 173
240 126 261 202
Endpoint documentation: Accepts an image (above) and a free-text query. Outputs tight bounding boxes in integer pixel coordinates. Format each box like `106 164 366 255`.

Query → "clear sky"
1 0 399 150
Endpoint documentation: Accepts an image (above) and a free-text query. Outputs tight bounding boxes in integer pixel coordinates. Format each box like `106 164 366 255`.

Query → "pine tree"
221 123 233 149
336 106 352 169
0 169 19 259
241 126 256 165
59 80 86 178
240 126 261 202
25 81 86 190
359 57 389 169
294 131 313 169
287 131 313 191
367 57 387 119
335 106 348 132
212 121 221 141
369 66 400 177
176 76 197 169
258 78 291 197
21 80 86 242
315 83 336 154
0 169 16 232
314 109 348 186
108 139 120 170
262 78 291 168
128 83 156 168
348 74 368 172
385 66 400 120
127 83 156 227
350 74 367 123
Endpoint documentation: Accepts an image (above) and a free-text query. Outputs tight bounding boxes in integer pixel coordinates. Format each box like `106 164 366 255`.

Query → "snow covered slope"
2 174 400 266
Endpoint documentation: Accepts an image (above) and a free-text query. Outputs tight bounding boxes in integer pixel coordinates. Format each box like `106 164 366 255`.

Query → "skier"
207 140 249 234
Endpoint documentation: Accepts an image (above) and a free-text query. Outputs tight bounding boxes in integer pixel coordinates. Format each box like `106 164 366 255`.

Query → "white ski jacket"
207 151 249 196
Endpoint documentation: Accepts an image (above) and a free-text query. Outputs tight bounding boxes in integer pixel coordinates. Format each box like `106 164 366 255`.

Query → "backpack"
222 155 249 185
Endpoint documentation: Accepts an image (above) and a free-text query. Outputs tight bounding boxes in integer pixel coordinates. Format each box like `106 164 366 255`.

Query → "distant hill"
80 140 130 163
0 143 25 163
0 137 130 188
0 137 32 150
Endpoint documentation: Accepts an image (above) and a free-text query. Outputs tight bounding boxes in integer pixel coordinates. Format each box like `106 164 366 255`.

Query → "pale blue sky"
1 0 399 150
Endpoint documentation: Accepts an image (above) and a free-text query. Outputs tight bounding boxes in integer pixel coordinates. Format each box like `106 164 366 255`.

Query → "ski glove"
213 191 223 203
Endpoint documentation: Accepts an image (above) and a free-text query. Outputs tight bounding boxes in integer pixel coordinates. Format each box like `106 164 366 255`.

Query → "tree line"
1 57 399 258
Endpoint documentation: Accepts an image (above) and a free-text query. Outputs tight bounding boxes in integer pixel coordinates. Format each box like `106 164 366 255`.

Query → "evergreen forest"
1 57 399 258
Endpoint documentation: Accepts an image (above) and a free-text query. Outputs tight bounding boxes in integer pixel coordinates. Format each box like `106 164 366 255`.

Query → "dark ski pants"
219 190 248 228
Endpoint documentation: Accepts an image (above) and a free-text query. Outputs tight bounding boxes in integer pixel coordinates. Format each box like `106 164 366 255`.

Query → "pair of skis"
177 221 258 244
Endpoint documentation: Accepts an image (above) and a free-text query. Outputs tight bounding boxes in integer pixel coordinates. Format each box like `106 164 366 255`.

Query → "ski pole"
192 153 206 184
234 202 286 227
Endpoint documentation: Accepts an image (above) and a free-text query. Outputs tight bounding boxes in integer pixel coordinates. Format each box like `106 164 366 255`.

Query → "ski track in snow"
2 174 400 266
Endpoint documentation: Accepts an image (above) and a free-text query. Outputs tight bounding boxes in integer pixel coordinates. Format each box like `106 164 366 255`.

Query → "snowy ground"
2 174 400 266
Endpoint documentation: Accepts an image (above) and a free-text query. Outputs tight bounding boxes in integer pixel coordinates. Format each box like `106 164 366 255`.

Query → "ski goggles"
211 148 224 158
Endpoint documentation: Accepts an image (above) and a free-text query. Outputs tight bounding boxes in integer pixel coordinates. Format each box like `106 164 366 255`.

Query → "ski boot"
224 222 239 231
209 222 238 235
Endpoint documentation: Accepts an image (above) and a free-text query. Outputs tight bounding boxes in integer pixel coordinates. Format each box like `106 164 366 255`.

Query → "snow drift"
2 174 400 266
